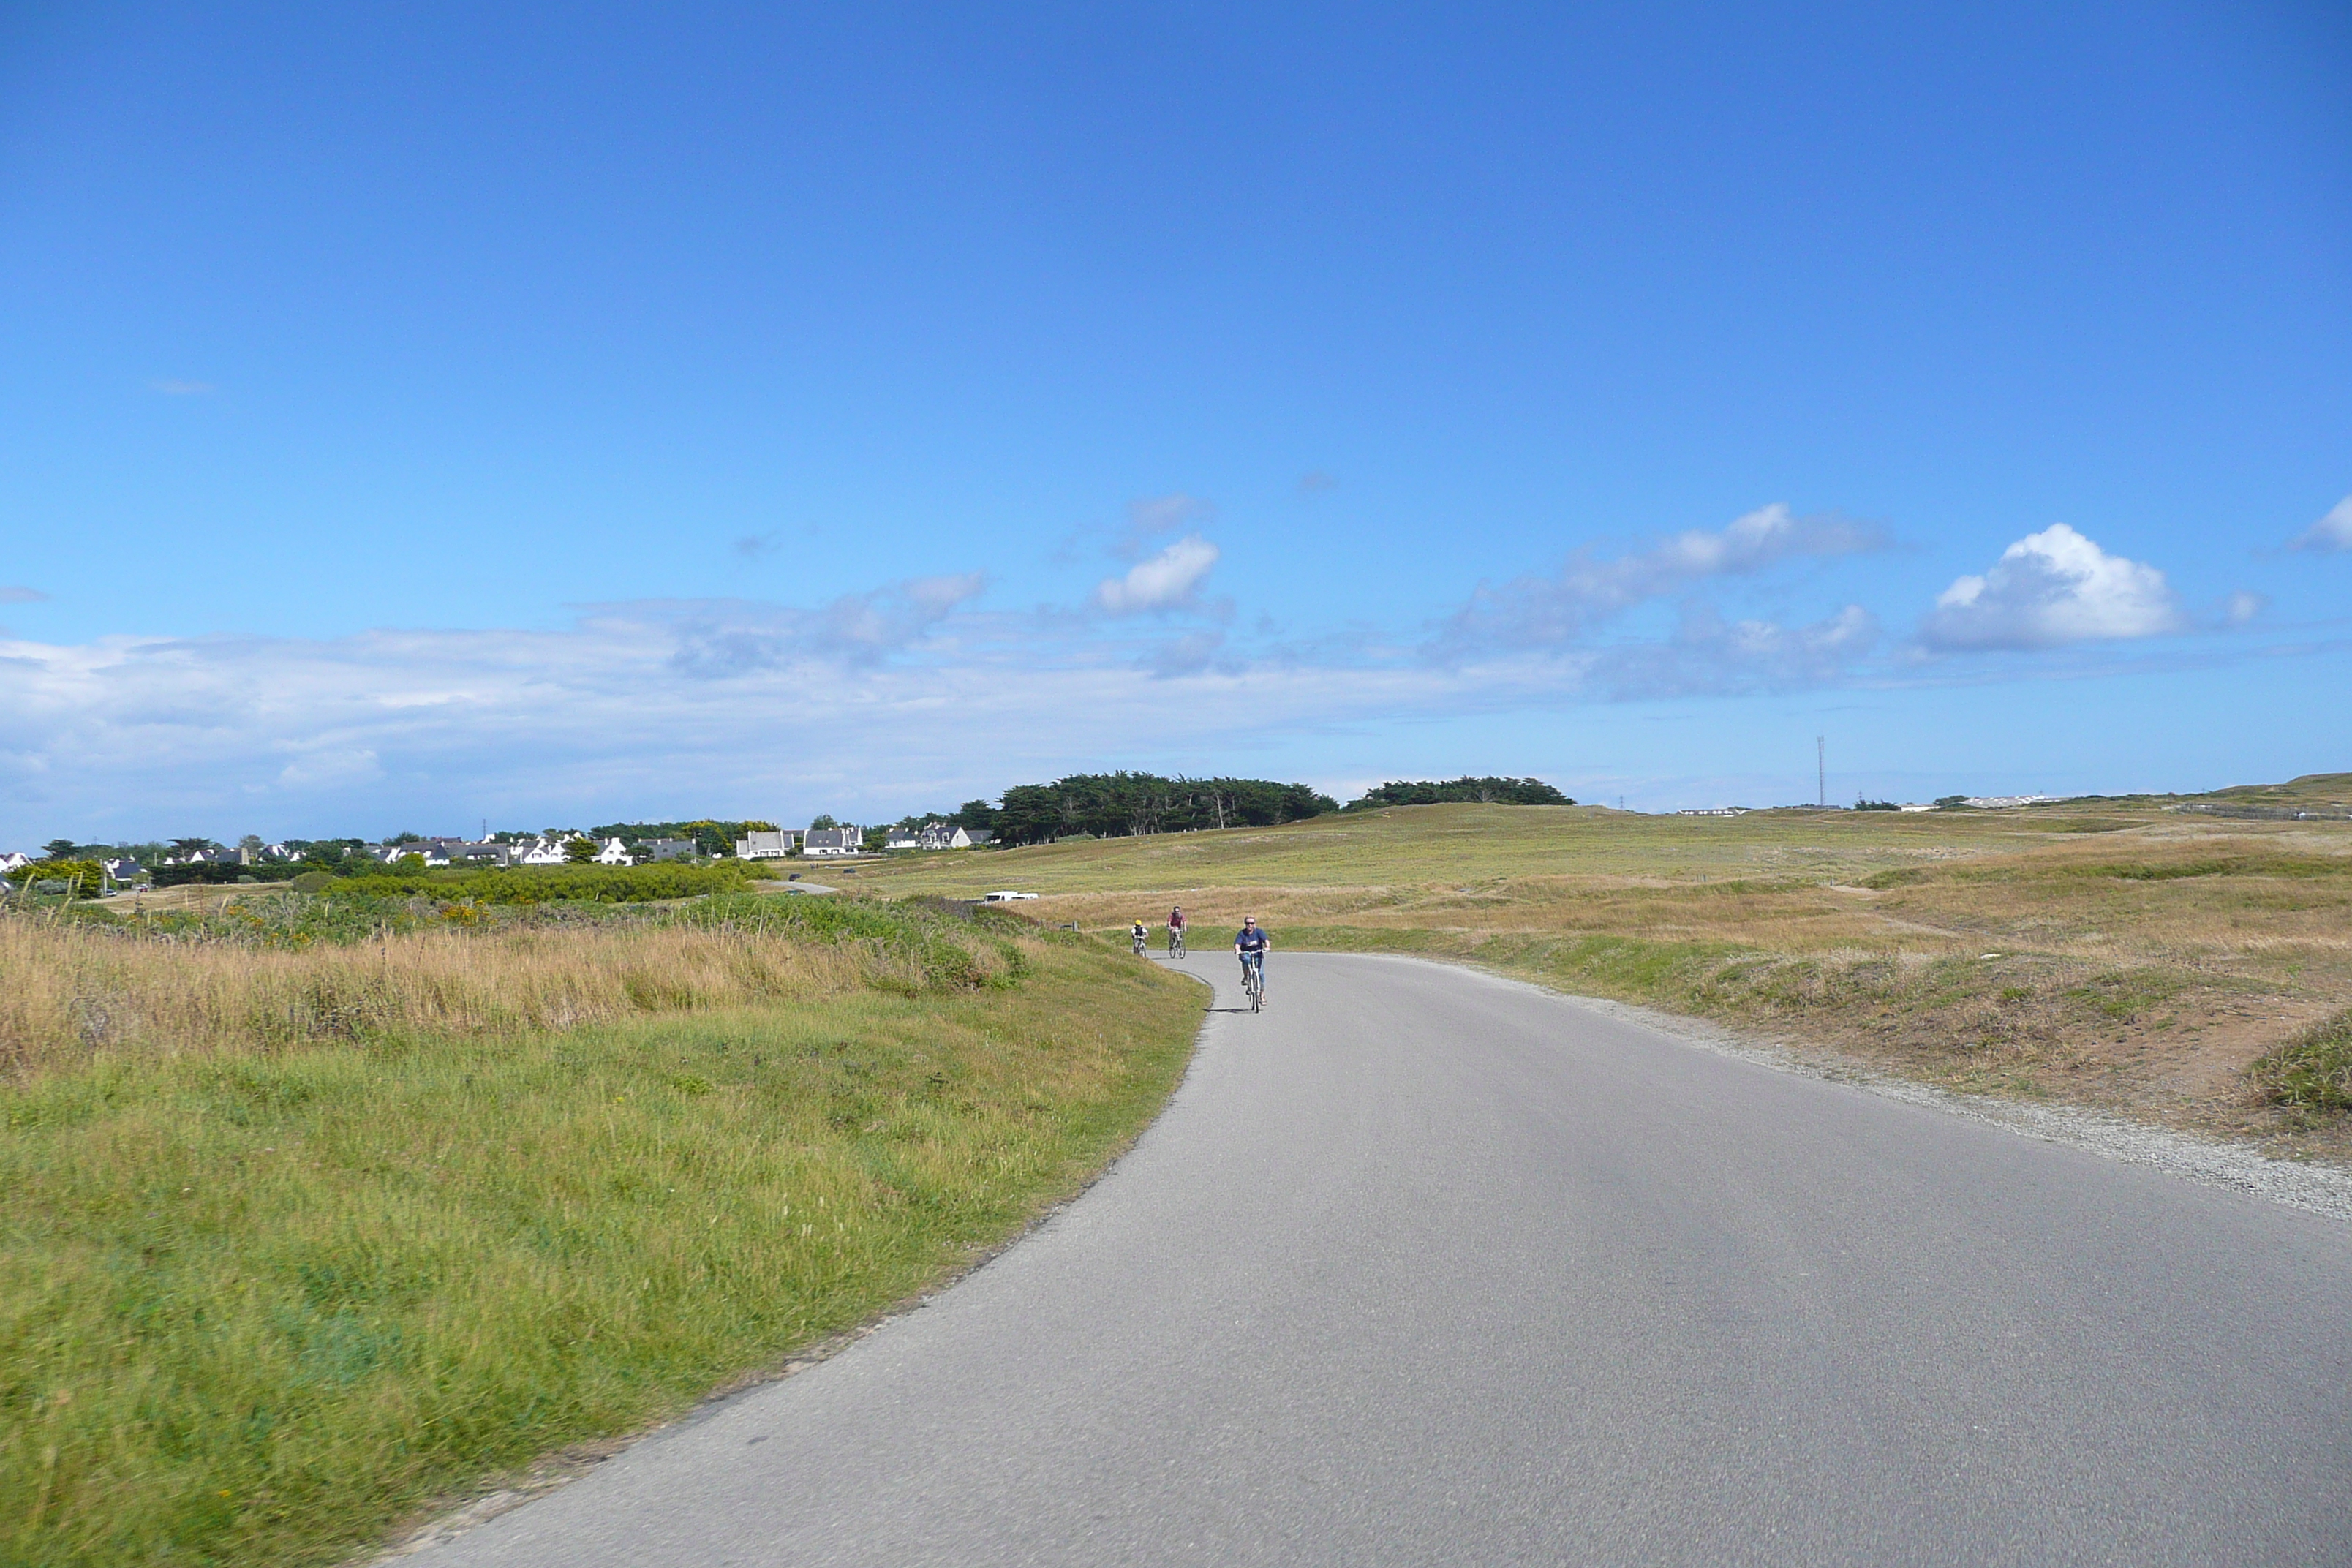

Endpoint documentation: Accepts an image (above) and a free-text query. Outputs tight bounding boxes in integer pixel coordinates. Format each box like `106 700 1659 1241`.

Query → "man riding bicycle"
1235 915 1268 1003
1131 919 1149 955
1168 905 1187 957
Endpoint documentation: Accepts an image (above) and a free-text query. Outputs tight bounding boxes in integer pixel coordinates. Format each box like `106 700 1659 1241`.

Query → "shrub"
7 859 103 897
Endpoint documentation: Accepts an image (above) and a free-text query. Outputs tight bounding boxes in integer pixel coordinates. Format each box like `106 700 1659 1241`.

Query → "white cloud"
1092 535 1220 615
1436 503 1885 655
1919 525 2187 652
1116 494 1215 559
0 604 1466 841
2288 495 2352 554
0 586 49 604
2225 591 2265 626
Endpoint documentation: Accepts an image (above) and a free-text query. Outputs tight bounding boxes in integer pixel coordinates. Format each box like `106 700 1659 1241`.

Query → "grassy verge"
1 900 1200 1567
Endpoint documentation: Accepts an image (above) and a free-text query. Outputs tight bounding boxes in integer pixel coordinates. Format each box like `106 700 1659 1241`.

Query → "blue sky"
1 1 2347 841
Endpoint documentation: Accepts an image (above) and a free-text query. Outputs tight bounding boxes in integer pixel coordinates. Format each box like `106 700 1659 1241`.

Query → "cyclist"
1168 905 1187 957
1131 919 1149 955
1234 915 1269 1003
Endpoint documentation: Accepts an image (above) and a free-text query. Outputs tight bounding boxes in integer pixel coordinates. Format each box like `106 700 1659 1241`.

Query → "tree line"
948 773 1342 846
1342 777 1574 809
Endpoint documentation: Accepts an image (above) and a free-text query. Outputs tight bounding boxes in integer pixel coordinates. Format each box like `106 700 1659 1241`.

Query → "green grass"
2250 1009 2352 1111
1 907 1200 1567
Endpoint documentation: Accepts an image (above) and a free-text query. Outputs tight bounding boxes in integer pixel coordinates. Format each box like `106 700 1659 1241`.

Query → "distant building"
736 829 794 861
1676 807 1746 817
0 852 30 873
638 838 700 862
802 827 862 858
593 837 632 865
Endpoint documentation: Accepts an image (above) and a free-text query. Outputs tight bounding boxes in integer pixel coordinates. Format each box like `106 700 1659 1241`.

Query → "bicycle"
1169 927 1186 958
1239 952 1264 1012
1131 927 1148 957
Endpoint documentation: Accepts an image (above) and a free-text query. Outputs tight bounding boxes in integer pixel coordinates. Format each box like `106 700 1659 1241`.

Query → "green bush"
7 859 104 898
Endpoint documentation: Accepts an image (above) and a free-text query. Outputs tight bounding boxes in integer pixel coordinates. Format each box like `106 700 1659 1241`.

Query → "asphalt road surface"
411 953 2352 1567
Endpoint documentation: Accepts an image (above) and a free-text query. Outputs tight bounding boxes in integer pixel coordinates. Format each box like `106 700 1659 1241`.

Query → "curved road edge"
370 962 1220 1563
1342 951 2352 1224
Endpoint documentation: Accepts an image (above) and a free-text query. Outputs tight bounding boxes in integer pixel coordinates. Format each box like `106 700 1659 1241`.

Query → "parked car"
983 890 1039 902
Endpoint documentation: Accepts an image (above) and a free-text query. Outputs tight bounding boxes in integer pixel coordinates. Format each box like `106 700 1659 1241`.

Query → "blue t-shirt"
1235 926 1268 954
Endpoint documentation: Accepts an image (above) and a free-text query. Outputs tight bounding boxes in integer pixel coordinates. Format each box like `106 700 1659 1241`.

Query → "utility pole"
1817 736 1826 809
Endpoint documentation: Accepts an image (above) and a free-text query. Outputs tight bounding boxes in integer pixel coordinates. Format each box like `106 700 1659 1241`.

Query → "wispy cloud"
1919 525 2186 652
1092 535 1220 615
1433 504 1885 657
0 601 1463 839
1145 629 1229 679
1114 493 1215 561
148 379 216 396
662 573 987 675
1587 603 1880 700
1297 470 1338 495
0 586 50 604
2287 495 2352 554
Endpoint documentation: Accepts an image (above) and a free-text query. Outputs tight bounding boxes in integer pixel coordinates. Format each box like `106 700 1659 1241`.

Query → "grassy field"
1 897 1202 1567
853 776 2352 1157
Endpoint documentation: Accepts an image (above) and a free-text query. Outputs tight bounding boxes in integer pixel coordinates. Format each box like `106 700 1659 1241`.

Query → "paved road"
414 954 2352 1567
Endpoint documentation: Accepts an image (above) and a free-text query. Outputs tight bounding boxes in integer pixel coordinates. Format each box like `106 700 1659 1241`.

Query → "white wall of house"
802 827 862 856
737 829 791 860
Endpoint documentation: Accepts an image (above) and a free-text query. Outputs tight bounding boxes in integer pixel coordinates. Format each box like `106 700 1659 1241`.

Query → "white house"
594 837 632 865
0 851 31 873
886 821 990 851
736 829 794 861
802 827 862 858
517 836 576 865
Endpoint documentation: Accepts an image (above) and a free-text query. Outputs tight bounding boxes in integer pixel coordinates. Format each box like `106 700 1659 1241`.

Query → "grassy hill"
855 790 2352 1157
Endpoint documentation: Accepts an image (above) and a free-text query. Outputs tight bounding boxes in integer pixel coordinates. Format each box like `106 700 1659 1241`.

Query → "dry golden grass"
855 792 2352 1154
0 919 905 1079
